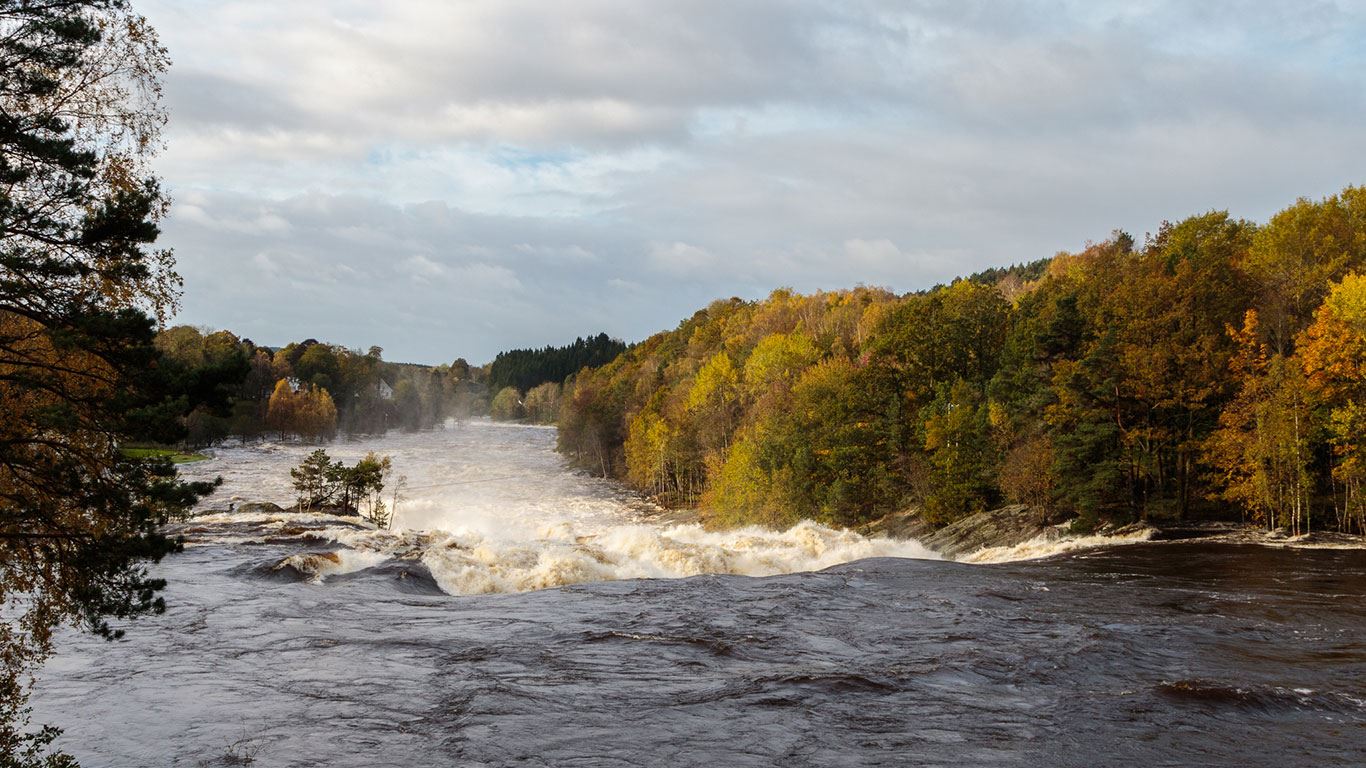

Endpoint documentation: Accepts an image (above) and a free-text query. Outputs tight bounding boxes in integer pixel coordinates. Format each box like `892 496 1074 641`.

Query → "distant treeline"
558 186 1366 536
152 329 487 444
482 333 627 427
487 333 626 393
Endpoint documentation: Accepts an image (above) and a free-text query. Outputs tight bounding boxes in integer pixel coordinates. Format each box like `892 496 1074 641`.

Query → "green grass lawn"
120 446 211 464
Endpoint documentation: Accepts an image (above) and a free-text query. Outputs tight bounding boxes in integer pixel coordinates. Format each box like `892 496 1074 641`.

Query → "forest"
487 333 626 393
484 334 627 424
150 328 626 443
558 187 1366 535
148 329 487 443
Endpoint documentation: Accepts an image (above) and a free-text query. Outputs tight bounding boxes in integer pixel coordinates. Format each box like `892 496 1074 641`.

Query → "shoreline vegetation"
165 187 1366 553
202 491 1366 566
556 186 1366 543
619 489 1366 560
118 445 210 464
144 331 619 447
158 199 1353 567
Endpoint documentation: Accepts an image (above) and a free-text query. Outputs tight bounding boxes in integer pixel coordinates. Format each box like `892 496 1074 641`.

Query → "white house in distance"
377 379 394 400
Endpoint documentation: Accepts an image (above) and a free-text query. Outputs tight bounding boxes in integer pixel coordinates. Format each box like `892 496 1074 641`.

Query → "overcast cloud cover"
142 0 1366 363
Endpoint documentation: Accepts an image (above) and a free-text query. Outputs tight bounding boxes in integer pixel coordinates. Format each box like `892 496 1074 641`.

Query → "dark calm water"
28 425 1366 766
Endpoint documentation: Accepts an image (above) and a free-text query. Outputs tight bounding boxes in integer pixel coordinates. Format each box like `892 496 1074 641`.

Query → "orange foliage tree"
1298 274 1366 532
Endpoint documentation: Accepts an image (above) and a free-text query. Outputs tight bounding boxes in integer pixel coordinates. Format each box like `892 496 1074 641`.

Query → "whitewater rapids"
33 420 1366 766
177 421 937 595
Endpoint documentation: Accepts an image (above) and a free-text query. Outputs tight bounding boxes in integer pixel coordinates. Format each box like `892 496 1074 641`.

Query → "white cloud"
647 242 719 276
400 254 446 279
139 0 1366 362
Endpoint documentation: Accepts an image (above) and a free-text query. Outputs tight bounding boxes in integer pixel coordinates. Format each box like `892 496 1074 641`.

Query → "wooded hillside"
559 188 1366 534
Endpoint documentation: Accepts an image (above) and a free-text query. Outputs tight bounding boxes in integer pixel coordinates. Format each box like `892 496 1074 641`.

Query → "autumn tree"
1095 215 1255 520
557 191 1366 536
523 381 562 424
1298 274 1366 532
705 359 904 528
490 385 524 421
0 1 214 762
1243 188 1366 355
558 377 624 476
625 404 674 497
1206 312 1314 533
684 351 742 474
266 379 337 441
741 331 821 399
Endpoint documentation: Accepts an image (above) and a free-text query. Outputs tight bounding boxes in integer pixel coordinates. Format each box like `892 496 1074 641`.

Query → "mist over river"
31 422 1366 766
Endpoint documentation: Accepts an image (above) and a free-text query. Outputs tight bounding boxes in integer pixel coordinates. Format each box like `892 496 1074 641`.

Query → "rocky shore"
858 505 1366 560
182 499 1365 568
858 504 1062 559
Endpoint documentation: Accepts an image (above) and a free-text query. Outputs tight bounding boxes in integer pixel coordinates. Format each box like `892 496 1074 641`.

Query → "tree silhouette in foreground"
1 2 213 763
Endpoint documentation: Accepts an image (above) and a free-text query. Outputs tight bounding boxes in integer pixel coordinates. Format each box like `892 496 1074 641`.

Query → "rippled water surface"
31 422 1366 766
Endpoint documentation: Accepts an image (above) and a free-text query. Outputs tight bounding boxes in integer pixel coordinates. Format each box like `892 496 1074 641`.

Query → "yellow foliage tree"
742 332 821 399
1206 311 1315 533
1298 274 1366 532
266 379 337 441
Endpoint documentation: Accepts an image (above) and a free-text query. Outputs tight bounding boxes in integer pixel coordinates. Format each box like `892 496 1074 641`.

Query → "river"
30 421 1366 766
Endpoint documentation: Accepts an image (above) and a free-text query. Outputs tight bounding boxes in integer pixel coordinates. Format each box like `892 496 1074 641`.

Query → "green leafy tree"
295 343 341 393
346 452 393 525
393 379 423 430
490 385 524 421
920 380 997 524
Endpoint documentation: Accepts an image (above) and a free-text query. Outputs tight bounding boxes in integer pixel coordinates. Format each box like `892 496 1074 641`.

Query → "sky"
141 0 1366 364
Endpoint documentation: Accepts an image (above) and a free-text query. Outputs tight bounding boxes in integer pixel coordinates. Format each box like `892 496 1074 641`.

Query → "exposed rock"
237 501 286 515
861 504 1058 559
268 551 343 581
1145 521 1246 541
315 503 360 518
639 506 704 526
857 508 937 542
192 501 288 516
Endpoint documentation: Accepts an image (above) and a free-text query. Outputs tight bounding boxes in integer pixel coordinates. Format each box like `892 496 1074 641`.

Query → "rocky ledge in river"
859 504 1070 559
164 501 375 546
861 505 1366 559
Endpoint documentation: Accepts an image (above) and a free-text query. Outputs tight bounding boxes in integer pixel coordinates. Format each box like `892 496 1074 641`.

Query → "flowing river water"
30 421 1366 766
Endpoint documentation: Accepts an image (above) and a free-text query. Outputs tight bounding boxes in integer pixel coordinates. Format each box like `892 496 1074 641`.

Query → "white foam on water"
273 547 391 581
178 422 940 595
957 529 1155 564
313 518 937 595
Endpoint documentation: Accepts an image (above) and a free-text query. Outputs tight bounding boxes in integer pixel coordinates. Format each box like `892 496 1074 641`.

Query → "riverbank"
170 423 1364 588
121 445 211 463
863 506 1366 562
187 496 1366 573
632 499 1366 563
